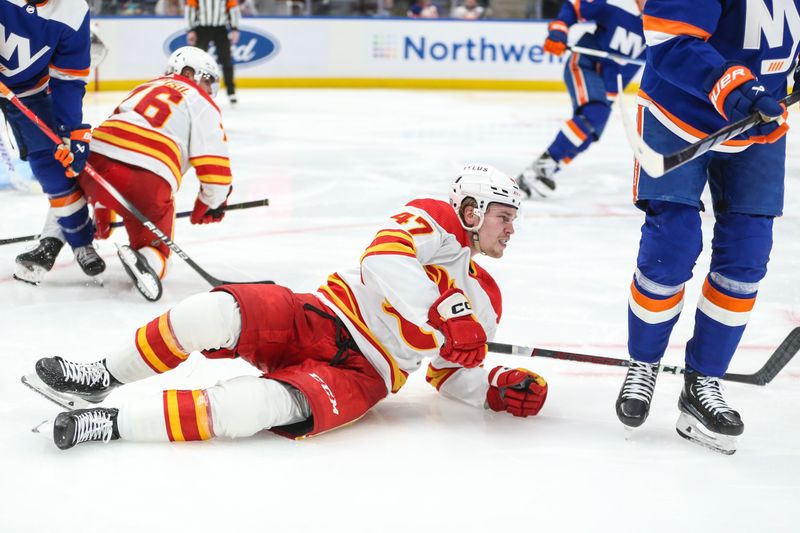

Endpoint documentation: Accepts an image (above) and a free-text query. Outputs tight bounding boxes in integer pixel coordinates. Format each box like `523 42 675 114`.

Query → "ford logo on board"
164 27 279 67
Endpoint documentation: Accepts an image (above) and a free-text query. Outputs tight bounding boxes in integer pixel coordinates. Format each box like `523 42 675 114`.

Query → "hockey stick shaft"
0 80 273 287
0 198 269 246
619 75 800 177
488 326 800 386
569 45 645 66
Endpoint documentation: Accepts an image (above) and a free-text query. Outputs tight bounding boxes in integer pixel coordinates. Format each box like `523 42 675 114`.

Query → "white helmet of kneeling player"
165 46 221 97
449 163 522 231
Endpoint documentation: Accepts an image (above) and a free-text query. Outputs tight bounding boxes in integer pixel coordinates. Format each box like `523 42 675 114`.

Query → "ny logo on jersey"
609 27 646 59
744 0 800 74
0 23 51 77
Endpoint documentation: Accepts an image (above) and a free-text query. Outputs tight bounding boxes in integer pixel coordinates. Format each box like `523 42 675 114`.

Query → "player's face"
197 76 214 96
477 203 516 258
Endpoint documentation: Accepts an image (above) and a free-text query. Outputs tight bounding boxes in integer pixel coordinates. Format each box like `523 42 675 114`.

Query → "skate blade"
116 244 162 301
31 419 54 437
622 425 636 440
529 178 555 198
21 373 93 410
676 412 738 455
13 263 46 285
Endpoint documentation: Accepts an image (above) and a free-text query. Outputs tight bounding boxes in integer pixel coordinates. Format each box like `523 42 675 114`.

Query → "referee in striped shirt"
185 0 241 103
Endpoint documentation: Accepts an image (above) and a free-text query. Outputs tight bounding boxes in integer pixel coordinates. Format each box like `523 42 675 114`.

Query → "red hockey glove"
54 125 92 177
427 288 487 368
190 196 227 224
543 21 569 57
93 205 117 240
706 63 788 143
486 366 548 417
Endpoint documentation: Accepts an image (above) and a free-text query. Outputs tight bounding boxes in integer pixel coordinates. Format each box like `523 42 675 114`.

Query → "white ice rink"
1 88 799 532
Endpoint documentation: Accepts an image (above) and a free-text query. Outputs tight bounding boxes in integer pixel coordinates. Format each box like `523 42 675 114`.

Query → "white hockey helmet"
449 163 522 230
165 46 221 97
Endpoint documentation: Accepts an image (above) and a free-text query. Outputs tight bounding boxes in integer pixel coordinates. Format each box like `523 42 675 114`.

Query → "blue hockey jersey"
556 0 647 60
640 0 800 150
0 0 90 128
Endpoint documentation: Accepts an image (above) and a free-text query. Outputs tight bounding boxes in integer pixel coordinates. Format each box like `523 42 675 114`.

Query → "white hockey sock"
116 377 310 442
207 376 310 439
105 291 242 383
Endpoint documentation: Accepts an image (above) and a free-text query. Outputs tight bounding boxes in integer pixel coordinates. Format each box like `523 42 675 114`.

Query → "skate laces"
73 410 115 444
621 360 659 402
75 246 99 264
58 359 110 388
694 377 734 414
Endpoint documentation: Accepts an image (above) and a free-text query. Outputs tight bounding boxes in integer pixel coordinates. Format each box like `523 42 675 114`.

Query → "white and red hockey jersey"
91 74 232 208
317 198 502 408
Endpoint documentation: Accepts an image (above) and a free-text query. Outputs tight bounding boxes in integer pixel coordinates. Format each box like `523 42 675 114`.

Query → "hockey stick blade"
0 198 270 246
721 327 800 385
618 76 800 178
21 373 94 410
488 327 800 386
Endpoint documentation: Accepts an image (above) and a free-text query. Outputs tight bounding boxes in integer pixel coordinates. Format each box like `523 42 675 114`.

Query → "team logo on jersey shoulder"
164 27 279 68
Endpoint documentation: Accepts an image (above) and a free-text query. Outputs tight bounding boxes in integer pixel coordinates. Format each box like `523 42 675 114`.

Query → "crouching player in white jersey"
75 46 233 302
616 0 798 454
23 164 548 450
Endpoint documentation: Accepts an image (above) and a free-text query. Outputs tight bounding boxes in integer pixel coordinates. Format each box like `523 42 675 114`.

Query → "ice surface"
1 89 798 532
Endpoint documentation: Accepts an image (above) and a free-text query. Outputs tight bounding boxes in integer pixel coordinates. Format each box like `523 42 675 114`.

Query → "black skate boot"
117 244 163 302
14 237 64 284
516 152 559 198
53 408 120 450
74 244 106 277
676 370 744 455
23 356 121 410
615 360 660 429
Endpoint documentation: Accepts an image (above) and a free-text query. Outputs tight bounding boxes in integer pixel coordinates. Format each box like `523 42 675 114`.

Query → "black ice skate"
52 408 120 450
22 356 120 410
615 360 660 430
116 244 163 301
676 370 744 455
516 152 559 198
74 244 106 277
13 237 64 284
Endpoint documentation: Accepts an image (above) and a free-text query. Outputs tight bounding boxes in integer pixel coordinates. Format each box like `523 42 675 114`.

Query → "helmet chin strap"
463 209 486 255
470 231 486 255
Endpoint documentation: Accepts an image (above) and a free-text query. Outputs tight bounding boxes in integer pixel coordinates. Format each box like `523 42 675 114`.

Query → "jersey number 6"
133 86 185 128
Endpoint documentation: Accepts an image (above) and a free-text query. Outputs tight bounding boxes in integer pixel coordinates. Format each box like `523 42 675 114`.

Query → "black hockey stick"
568 45 645 66
618 75 800 177
488 327 800 386
0 79 273 287
0 198 269 246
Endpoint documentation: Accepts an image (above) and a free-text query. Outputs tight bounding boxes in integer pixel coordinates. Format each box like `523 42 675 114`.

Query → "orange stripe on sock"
630 282 684 312
701 279 756 313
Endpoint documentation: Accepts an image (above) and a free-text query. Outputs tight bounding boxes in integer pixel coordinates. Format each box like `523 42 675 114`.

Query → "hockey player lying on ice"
25 164 549 450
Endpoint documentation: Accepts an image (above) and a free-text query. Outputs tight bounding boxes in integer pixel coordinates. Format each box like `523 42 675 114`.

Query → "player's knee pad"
637 201 703 286
576 101 612 140
710 213 774 284
206 376 310 438
168 291 242 353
